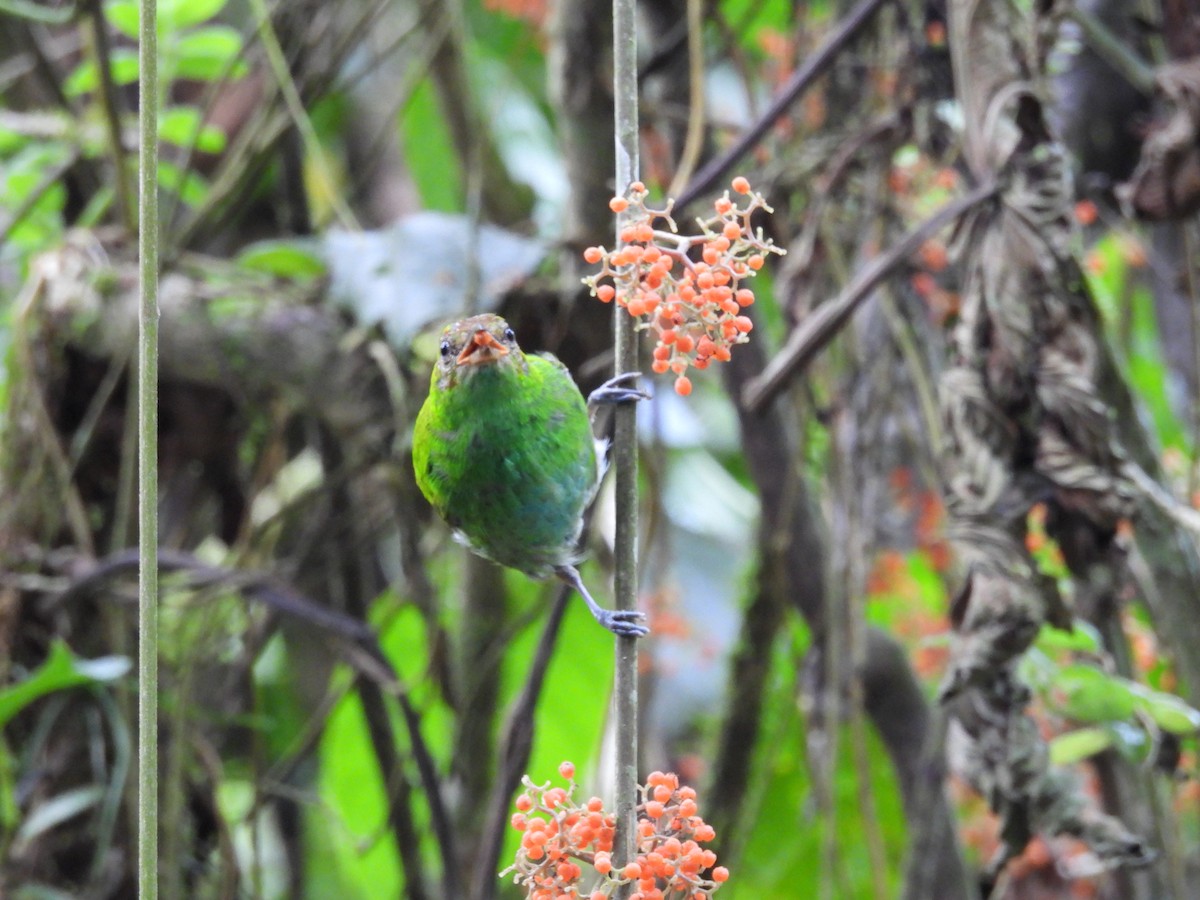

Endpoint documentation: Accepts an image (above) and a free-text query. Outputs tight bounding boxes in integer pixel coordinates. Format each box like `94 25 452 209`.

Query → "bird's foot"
593 607 650 638
588 372 650 409
556 564 650 638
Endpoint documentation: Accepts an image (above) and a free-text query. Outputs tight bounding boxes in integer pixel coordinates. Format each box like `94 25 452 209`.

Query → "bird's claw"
595 608 650 638
588 372 650 408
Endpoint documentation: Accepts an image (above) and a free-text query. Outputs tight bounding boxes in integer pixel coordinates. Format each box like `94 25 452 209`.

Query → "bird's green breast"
413 353 597 577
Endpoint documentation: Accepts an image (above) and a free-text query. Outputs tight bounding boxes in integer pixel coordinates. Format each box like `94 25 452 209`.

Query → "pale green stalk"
137 0 160 894
611 0 639 894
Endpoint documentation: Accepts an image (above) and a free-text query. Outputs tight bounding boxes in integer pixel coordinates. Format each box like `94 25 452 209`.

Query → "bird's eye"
440 340 453 358
503 328 516 343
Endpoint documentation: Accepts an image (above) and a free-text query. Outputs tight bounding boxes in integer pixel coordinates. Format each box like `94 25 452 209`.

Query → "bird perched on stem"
413 313 648 637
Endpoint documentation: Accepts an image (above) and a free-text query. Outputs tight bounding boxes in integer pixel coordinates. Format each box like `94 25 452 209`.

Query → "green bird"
413 313 649 637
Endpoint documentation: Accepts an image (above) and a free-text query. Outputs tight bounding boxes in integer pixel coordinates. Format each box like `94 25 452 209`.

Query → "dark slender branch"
87 0 133 231
473 587 570 900
672 0 890 212
743 179 1000 412
52 546 459 896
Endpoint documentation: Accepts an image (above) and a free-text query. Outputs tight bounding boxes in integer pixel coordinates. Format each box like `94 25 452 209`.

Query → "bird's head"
433 313 528 389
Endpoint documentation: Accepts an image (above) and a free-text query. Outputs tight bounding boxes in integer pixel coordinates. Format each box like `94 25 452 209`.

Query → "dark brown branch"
672 0 890 213
742 179 999 413
473 586 570 900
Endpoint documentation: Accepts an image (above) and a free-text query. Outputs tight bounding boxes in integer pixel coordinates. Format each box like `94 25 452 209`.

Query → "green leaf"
161 0 228 31
236 240 327 280
103 0 139 38
1130 684 1200 735
64 50 140 97
399 79 462 212
1049 726 1113 765
172 26 247 82
157 160 209 206
158 107 226 153
1048 664 1137 723
1033 620 1103 655
0 641 131 730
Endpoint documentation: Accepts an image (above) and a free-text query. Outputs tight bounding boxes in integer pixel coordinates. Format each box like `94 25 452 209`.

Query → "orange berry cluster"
501 761 729 900
583 177 784 396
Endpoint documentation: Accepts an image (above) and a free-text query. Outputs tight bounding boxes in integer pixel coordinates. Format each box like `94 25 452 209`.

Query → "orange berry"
696 270 715 289
712 866 730 882
674 334 695 353
736 288 755 306
559 760 575 780
747 254 764 270
670 359 688 374
630 180 646 193
734 316 753 333
715 196 733 213
622 862 643 879
590 893 606 900
723 221 741 240
643 245 662 263
638 821 655 838
713 345 731 362
627 297 648 317
653 344 671 361
557 861 580 881
692 356 710 370
660 329 678 344
610 196 629 213
1074 199 1098 226
679 798 698 817
703 246 720 265
731 176 751 194
511 813 527 830
587 796 604 812
651 359 670 374
584 246 604 264
516 794 534 812
693 823 716 841
675 376 694 397
645 800 666 818
594 851 613 874
596 284 616 303
636 224 655 243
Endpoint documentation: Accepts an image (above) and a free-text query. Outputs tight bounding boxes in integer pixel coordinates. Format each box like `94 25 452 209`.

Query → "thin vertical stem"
611 0 640 895
137 0 160 895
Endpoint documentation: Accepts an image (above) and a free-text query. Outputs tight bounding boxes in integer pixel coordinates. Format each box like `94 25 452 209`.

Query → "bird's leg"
587 372 650 411
555 564 649 637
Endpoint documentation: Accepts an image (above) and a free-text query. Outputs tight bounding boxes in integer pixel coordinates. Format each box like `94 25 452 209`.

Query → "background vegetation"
2 0 1200 898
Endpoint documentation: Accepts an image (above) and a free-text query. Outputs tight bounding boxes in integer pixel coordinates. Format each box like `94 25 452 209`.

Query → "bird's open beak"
456 329 510 366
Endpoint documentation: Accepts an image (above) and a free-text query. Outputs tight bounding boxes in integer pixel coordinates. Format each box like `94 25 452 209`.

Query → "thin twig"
136 0 160 893
612 0 642 896
87 0 134 231
1065 5 1156 95
742 179 999 412
672 0 890 213
246 0 359 231
665 0 706 200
